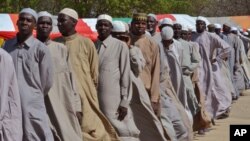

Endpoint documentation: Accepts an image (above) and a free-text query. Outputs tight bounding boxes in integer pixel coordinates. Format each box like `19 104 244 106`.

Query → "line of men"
1 7 250 141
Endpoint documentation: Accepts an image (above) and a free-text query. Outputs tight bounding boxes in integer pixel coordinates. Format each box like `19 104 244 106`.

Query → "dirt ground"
194 89 250 141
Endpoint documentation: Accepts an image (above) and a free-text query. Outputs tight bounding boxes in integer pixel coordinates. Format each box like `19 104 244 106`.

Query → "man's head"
158 18 173 31
161 26 174 48
214 23 222 35
130 13 147 36
207 24 215 33
147 13 158 34
231 27 238 35
17 8 37 36
96 14 113 41
181 25 189 41
223 23 231 34
173 23 182 39
243 31 249 37
57 8 78 36
111 21 129 42
37 11 53 39
196 16 207 33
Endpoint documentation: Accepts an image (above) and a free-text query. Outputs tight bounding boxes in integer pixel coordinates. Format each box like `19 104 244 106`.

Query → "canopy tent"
207 16 250 30
0 14 97 41
1 13 250 41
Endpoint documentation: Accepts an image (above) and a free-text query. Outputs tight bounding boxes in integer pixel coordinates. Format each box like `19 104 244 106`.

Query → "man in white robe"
147 13 161 43
0 48 22 141
95 14 140 141
159 26 193 141
173 23 200 117
3 8 54 141
192 17 232 119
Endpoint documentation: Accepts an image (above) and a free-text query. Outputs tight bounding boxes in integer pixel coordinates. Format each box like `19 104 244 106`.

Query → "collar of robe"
15 35 36 48
63 33 77 41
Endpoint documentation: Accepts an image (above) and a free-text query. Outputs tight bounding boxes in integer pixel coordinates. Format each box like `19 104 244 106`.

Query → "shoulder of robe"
146 35 159 50
0 48 12 62
50 40 67 49
77 34 96 48
2 37 16 49
53 36 64 43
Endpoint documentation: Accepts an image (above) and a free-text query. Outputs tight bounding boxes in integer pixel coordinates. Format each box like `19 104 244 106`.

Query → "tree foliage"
0 0 249 17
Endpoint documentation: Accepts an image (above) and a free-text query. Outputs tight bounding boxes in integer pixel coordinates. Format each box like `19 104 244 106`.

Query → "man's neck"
98 35 109 41
37 35 49 43
63 30 76 37
17 33 32 44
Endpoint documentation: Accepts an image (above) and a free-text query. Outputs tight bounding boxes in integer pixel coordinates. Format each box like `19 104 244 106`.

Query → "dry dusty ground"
194 89 250 141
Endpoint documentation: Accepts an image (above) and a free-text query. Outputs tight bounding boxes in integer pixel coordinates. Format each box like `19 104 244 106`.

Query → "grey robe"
44 40 82 141
151 32 162 44
159 43 192 141
129 46 168 141
3 36 54 141
159 42 193 141
0 48 22 141
238 38 250 88
192 31 231 118
96 36 140 141
222 33 245 96
177 38 200 116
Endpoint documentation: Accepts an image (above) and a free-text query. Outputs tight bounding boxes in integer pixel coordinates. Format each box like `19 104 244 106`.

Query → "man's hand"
151 101 160 116
210 58 217 63
117 106 128 121
76 112 83 125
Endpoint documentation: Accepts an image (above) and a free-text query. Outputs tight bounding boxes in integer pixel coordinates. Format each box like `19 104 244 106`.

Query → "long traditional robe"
0 48 22 141
222 33 245 96
159 41 193 141
130 33 160 105
189 41 212 131
151 32 162 44
192 31 231 118
44 40 82 141
238 38 250 88
129 46 168 141
55 33 119 141
177 38 200 116
3 36 54 141
239 33 250 54
95 36 139 141
208 33 232 118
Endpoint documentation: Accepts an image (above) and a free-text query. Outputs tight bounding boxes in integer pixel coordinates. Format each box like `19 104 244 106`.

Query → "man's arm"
86 38 99 88
39 45 54 95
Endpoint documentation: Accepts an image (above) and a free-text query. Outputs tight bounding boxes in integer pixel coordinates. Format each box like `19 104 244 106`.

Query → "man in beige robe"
36 11 82 141
95 15 139 141
0 48 22 141
55 8 119 141
129 13 161 116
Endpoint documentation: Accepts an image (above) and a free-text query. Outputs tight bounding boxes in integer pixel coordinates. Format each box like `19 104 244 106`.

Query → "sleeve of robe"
188 43 201 71
150 43 161 103
211 34 231 60
39 44 54 95
129 45 146 76
64 45 82 112
85 38 99 88
119 42 131 108
0 48 20 118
